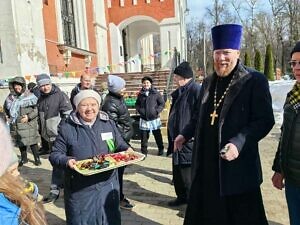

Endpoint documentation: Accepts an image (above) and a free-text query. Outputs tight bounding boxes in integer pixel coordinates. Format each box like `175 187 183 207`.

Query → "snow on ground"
269 80 294 125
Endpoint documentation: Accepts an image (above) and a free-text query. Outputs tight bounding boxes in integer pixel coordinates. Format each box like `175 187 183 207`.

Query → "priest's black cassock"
183 66 270 225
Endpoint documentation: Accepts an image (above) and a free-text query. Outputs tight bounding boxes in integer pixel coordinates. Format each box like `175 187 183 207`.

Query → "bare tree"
284 0 300 44
268 0 287 72
230 0 261 55
206 0 229 26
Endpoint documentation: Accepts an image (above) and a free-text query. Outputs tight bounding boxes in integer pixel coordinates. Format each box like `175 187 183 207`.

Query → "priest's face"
213 49 240 77
290 52 300 83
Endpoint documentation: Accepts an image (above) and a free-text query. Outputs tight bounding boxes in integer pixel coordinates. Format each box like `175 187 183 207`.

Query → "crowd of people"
0 23 299 225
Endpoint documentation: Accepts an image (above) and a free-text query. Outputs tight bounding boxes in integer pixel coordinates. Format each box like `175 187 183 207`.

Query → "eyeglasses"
289 60 300 67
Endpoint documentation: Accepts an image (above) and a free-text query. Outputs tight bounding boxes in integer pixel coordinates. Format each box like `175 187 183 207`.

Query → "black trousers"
140 129 164 154
118 166 125 201
173 164 191 201
19 144 39 162
41 137 51 152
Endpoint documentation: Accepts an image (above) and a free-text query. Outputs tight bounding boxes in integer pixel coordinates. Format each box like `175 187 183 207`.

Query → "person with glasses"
272 41 300 225
174 24 274 225
49 90 132 225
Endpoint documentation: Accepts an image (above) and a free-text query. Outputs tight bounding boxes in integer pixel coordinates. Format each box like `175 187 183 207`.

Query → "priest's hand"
174 135 186 151
220 143 239 161
272 172 285 190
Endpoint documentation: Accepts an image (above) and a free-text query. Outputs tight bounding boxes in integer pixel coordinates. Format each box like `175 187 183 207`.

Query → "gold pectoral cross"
210 110 218 125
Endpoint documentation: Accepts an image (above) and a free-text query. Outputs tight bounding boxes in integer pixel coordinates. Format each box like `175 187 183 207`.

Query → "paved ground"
19 124 289 225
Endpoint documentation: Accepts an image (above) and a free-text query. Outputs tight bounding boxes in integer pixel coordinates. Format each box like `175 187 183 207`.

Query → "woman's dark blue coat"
49 111 129 225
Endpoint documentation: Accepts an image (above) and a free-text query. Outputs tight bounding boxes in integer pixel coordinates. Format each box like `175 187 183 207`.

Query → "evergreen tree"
264 44 275 81
244 51 251 67
254 49 263 72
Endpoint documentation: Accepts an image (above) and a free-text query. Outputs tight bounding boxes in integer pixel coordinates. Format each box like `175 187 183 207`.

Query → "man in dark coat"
102 75 134 210
70 73 97 109
36 74 73 203
167 62 201 207
174 24 275 224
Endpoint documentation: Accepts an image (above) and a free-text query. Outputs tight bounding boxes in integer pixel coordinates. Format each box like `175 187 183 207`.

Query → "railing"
165 47 180 100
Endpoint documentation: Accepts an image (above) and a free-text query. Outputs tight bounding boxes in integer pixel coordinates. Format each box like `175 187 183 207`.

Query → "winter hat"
36 74 51 87
212 24 243 50
174 62 193 78
0 120 18 176
107 75 126 93
291 41 300 57
141 76 153 84
73 89 102 110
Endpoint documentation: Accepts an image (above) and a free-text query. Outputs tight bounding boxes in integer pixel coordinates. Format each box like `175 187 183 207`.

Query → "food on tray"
76 151 140 171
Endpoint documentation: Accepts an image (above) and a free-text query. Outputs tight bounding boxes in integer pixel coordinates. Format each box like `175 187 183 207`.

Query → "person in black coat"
35 74 73 203
102 75 134 210
272 41 300 225
174 24 275 225
167 62 201 207
135 76 165 156
70 74 97 110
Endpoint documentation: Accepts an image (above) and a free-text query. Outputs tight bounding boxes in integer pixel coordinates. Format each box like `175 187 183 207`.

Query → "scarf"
287 82 300 110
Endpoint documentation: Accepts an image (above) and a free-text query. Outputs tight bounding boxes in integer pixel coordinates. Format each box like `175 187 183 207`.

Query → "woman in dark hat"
135 76 165 156
4 76 41 167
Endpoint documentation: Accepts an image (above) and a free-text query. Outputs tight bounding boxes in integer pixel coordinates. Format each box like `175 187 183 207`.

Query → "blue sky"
186 1 208 22
185 0 271 23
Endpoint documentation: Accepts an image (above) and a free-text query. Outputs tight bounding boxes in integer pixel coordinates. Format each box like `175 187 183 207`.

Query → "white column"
159 23 180 69
93 0 109 72
109 23 124 73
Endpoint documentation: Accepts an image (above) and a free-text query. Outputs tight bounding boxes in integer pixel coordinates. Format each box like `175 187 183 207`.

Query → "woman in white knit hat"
49 89 133 225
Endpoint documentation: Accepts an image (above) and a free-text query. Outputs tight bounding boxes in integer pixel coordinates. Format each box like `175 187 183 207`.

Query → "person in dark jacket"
272 41 300 225
70 73 96 109
167 62 201 207
135 76 165 156
174 24 274 225
50 90 132 225
4 76 41 167
102 75 134 210
35 74 73 203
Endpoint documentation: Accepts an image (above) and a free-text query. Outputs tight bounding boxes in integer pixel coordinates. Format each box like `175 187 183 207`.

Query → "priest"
174 24 275 224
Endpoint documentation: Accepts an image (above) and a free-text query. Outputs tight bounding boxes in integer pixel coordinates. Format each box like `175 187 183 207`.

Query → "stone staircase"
94 70 174 96
94 70 174 136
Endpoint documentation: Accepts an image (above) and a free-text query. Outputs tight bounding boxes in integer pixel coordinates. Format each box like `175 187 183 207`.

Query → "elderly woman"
49 90 132 225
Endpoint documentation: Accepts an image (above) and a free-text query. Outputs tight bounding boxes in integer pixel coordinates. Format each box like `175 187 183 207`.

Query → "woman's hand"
126 147 134 153
67 159 77 169
20 115 28 123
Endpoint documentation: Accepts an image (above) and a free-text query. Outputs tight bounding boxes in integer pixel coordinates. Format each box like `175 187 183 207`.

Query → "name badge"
101 132 113 140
